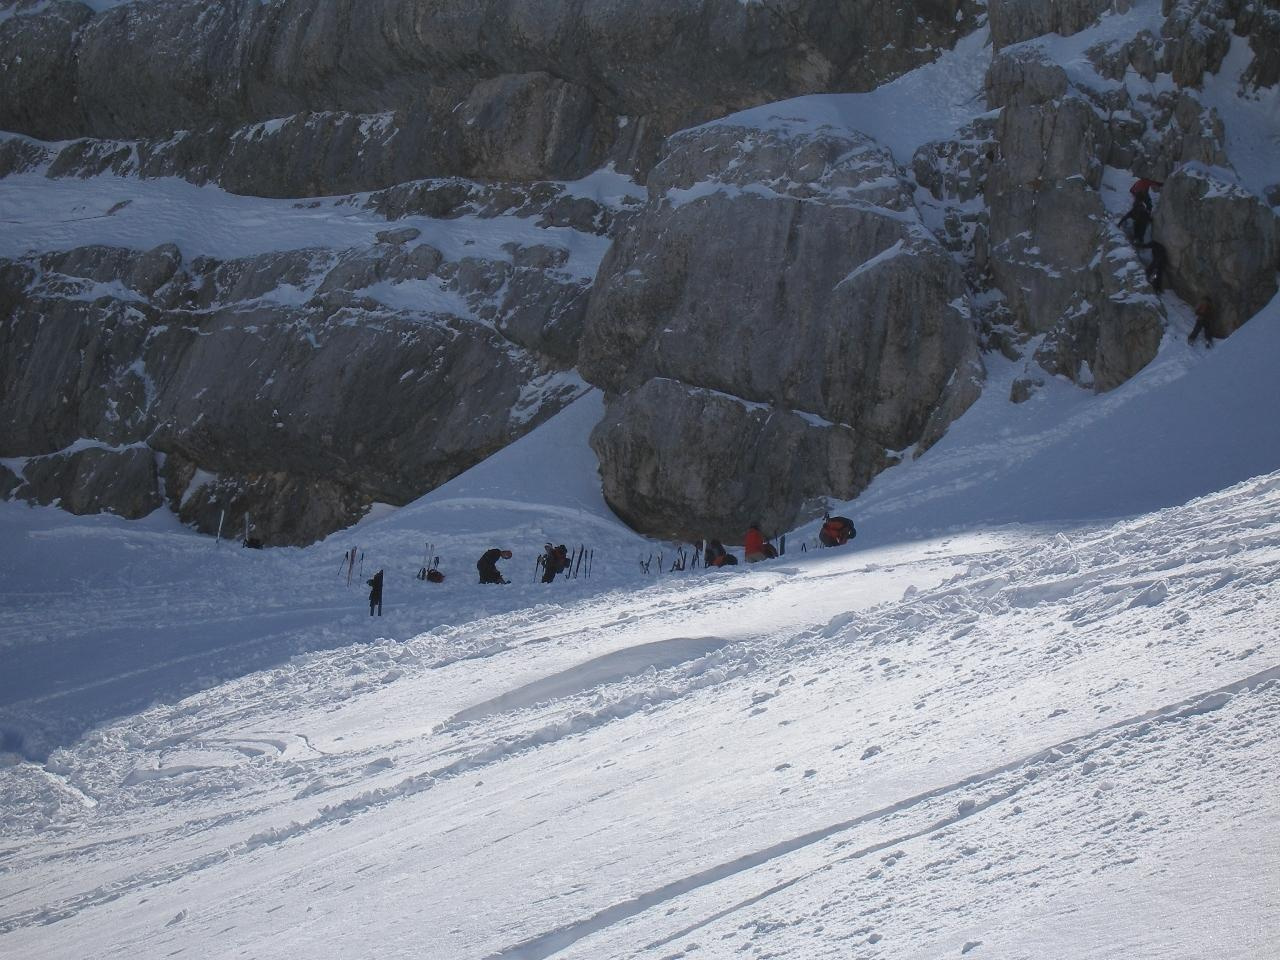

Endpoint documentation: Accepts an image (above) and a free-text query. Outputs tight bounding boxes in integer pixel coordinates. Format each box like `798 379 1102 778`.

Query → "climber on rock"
1188 296 1218 348
1119 199 1152 245
1141 240 1168 293
1130 177 1163 211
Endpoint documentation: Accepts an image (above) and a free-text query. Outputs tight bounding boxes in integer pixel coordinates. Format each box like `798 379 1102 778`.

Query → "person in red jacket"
743 524 777 563
1131 177 1163 211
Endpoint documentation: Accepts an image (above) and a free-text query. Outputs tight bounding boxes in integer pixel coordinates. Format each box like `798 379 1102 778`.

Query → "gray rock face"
0 237 592 544
982 47 1166 392
580 125 983 538
591 379 891 543
988 0 1113 50
13 446 163 519
1160 0 1280 90
0 135 52 177
0 1 91 141
1 0 974 188
1153 165 1280 335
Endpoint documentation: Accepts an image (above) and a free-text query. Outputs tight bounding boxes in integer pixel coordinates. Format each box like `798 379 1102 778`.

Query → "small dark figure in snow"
1118 200 1151 244
704 539 738 568
367 569 384 616
743 524 778 563
1130 177 1163 212
541 544 571 583
425 568 445 583
1188 296 1218 348
819 515 856 548
1141 241 1168 293
478 548 512 584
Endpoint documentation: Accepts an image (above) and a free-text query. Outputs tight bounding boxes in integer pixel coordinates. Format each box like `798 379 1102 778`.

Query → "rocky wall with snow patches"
0 0 976 190
1 0 1279 543
0 235 593 544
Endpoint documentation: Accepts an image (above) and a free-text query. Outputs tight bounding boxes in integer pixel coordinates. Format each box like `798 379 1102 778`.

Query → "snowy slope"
1 465 1276 958
3 291 1280 958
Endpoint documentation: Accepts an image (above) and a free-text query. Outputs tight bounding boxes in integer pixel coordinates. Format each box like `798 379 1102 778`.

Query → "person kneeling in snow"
743 524 778 563
704 539 738 568
819 515 856 547
478 548 512 584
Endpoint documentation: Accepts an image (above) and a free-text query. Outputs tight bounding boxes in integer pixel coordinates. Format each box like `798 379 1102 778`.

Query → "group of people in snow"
1119 177 1218 347
363 514 857 610
704 515 855 569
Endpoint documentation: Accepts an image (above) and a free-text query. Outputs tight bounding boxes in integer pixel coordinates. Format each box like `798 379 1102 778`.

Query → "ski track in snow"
2 471 1278 958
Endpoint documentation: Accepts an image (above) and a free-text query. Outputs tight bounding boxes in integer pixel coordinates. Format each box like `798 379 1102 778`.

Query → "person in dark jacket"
367 569 384 616
1118 200 1151 244
1188 296 1217 347
541 544 571 583
819 515 856 547
1142 240 1168 293
477 548 512 584
703 540 738 568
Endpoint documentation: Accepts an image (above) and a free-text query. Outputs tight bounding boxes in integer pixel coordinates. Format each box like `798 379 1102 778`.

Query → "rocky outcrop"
580 125 983 540
988 0 1113 50
1153 165 1280 334
0 0 975 189
0 236 593 544
982 47 1166 392
12 446 163 519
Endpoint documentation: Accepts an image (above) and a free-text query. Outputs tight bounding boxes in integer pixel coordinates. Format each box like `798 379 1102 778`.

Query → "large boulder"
1153 164 1280 335
590 379 889 543
580 124 983 538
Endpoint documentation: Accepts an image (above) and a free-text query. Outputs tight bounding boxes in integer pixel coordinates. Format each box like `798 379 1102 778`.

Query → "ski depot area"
3 292 1279 958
